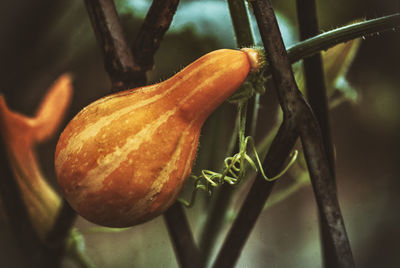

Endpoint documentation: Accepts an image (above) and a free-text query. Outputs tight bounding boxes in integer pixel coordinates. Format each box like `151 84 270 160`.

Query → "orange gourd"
55 48 261 227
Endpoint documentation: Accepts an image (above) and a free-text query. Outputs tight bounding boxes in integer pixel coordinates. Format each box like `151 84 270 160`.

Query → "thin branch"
240 13 400 80
84 0 146 90
213 0 355 267
296 1 337 266
132 0 180 72
164 203 202 268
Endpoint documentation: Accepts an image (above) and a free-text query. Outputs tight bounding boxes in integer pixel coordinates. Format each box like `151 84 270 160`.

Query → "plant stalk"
132 0 180 73
296 1 337 267
84 0 146 90
164 203 202 268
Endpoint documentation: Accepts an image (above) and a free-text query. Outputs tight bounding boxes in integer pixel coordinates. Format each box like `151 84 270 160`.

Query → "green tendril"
179 94 298 208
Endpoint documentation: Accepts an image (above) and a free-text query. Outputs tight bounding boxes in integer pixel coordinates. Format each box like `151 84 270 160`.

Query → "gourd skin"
55 49 253 227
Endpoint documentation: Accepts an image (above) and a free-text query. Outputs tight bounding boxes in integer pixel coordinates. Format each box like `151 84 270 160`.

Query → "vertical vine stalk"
84 0 146 90
296 0 338 267
164 203 202 268
296 0 335 173
132 0 180 73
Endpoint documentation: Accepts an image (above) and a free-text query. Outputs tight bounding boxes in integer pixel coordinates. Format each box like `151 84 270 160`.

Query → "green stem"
286 13 400 65
250 14 400 151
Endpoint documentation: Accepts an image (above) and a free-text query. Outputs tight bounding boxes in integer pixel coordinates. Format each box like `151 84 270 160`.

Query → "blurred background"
0 0 399 267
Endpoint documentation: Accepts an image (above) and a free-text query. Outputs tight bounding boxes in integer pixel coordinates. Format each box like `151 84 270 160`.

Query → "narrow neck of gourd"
177 73 249 123
156 49 254 123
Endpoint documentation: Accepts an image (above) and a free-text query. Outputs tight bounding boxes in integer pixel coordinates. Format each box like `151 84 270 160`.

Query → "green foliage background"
0 0 399 267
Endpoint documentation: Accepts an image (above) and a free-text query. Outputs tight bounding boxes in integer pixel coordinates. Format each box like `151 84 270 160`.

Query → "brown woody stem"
84 0 146 91
132 0 180 73
296 0 339 267
164 203 202 268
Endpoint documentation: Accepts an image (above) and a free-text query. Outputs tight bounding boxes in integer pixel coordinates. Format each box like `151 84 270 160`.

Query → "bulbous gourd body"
55 49 257 227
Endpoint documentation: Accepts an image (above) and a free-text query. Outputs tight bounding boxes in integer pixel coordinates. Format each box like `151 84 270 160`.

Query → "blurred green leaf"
295 38 361 107
323 38 361 105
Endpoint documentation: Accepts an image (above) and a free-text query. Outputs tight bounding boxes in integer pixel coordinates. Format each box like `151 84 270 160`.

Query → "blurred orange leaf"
0 74 73 240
